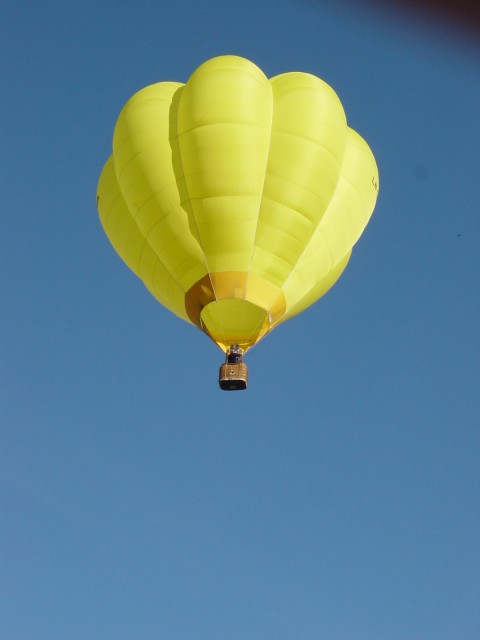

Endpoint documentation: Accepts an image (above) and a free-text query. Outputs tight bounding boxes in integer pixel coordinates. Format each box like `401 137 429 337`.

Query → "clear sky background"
1 1 479 639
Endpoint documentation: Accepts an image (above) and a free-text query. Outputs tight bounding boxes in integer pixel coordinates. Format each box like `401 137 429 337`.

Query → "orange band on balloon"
185 271 286 330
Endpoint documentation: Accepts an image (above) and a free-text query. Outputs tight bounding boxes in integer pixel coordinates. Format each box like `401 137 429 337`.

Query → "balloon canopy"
97 55 379 353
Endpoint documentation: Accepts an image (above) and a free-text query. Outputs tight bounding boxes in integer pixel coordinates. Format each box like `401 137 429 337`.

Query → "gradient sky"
2 1 479 639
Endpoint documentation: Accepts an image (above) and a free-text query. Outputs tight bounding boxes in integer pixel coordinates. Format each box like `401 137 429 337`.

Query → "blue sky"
2 1 479 639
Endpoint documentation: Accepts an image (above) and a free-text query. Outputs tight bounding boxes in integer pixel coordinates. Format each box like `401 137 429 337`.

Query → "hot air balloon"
97 55 379 390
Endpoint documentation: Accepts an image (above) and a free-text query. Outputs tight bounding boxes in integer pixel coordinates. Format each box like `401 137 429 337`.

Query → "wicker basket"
218 362 248 391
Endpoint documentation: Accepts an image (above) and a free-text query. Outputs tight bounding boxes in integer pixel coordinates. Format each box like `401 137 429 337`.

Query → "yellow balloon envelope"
97 55 379 357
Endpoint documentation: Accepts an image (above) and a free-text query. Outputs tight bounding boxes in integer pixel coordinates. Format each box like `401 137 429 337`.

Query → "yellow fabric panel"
279 128 379 316
282 252 351 322
98 156 153 276
176 55 273 275
200 299 268 351
112 81 207 292
250 72 347 286
97 156 191 323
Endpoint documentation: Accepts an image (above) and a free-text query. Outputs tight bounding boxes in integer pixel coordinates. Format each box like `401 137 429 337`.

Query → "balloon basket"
218 362 248 391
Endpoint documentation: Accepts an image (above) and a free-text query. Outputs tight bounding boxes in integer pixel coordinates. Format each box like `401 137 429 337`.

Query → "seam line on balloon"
243 81 274 346
173 97 228 346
